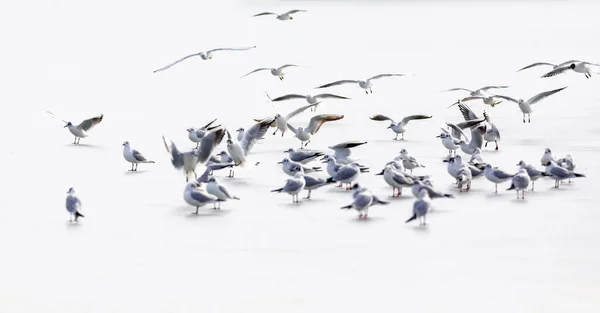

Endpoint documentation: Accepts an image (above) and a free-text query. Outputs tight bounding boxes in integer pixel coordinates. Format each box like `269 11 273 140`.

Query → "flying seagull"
541 61 600 79
316 74 406 94
241 64 301 80
153 46 257 73
287 114 344 148
252 10 306 21
516 60 581 72
266 92 350 111
369 114 432 140
492 87 568 123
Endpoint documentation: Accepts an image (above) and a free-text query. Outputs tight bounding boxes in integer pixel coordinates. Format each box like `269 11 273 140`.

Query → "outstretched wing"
540 66 572 78
196 163 235 183
278 64 300 70
526 87 567 105
369 114 395 123
447 96 484 108
162 135 184 169
286 123 299 135
445 88 473 93
253 12 277 17
445 122 468 140
242 119 272 155
315 80 359 89
45 111 68 124
285 9 307 15
198 128 226 164
329 141 367 151
492 94 520 104
457 103 479 121
314 93 351 100
285 102 320 120
401 114 432 126
207 46 256 54
517 62 555 72
271 94 306 102
368 73 405 81
132 149 149 162
306 114 344 134
240 68 270 78
154 53 202 73
78 114 103 131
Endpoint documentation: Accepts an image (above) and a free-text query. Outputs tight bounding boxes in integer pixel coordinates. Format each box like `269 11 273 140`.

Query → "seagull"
122 141 155 171
482 111 501 150
287 114 344 148
507 168 531 199
46 111 103 144
405 189 431 225
540 61 600 79
241 64 301 80
399 149 425 174
491 87 568 123
376 165 414 197
455 160 472 192
328 141 367 165
271 172 306 203
327 162 363 190
543 161 586 188
517 60 581 72
541 148 556 166
284 148 324 164
452 102 500 150
444 85 509 98
350 183 389 208
254 102 319 137
557 155 577 182
436 131 461 157
196 162 235 183
65 187 84 222
321 155 369 187
448 95 504 108
455 154 485 179
340 184 375 219
266 92 350 111
183 182 222 214
469 148 486 165
483 164 515 193
252 9 306 21
187 118 220 148
516 160 548 191
278 158 321 176
315 74 406 94
153 46 257 73
235 128 245 142
206 177 240 210
369 114 432 140
411 180 454 199
162 128 225 182
226 119 272 167
286 165 334 199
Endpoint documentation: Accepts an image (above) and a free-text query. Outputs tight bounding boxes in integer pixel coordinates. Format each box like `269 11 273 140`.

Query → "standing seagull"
370 114 432 140
252 10 306 21
226 119 272 167
47 111 103 144
153 46 257 73
266 92 350 111
405 189 431 225
316 74 406 94
516 160 547 191
436 131 461 157
543 161 586 188
65 187 85 222
287 114 344 148
271 172 306 203
122 141 155 171
507 168 531 200
206 177 240 210
540 61 600 79
483 164 515 193
241 64 301 80
492 87 568 123
183 182 222 214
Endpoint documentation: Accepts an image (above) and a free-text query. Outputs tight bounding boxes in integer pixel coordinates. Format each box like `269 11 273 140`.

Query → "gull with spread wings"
46 111 103 144
540 61 600 79
516 60 581 72
252 9 306 21
241 64 302 80
445 86 509 107
153 46 256 73
369 114 432 140
254 102 320 137
265 92 350 111
226 119 273 168
492 87 568 123
287 114 344 148
315 73 405 94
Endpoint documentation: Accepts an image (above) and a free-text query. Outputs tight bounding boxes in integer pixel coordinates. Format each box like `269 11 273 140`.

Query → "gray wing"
368 73 405 81
493 94 520 104
190 190 217 203
413 199 429 216
196 163 234 182
526 87 567 105
66 196 81 213
241 68 270 78
445 122 468 140
517 62 555 72
369 114 395 123
283 179 304 192
306 114 344 134
458 103 479 121
285 9 306 15
392 173 414 185
242 119 272 155
478 85 509 91
445 88 474 93
154 53 201 73
285 103 320 120
253 12 276 17
353 193 373 208
557 60 581 67
512 174 530 188
400 114 432 126
548 165 570 179
278 64 300 70
314 93 351 100
286 123 299 135
218 185 235 199
208 46 256 53
493 169 515 180
316 80 360 89
540 66 572 78
132 149 148 162
333 166 358 181
303 175 325 188
271 94 306 102
77 114 104 131
198 128 226 164
162 135 184 169
329 141 367 150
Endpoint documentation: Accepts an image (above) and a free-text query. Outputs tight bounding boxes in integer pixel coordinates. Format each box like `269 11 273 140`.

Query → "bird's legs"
522 114 526 123
531 181 535 191
495 183 498 194
401 133 405 140
130 163 134 171
528 114 531 123
467 181 471 192
305 190 312 199
392 187 396 197
396 187 402 197
522 190 525 200
304 140 311 147
394 133 398 140
134 163 139 171
495 141 499 150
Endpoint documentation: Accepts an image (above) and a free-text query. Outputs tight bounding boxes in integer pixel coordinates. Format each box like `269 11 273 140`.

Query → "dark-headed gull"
541 61 600 79
206 177 239 210
226 119 272 167
254 102 319 137
241 64 301 80
483 164 515 193
405 189 431 225
187 118 220 148
370 114 432 140
517 60 580 72
491 87 568 123
183 182 222 214
507 168 531 199
315 73 405 94
271 172 306 203
266 92 350 111
287 114 344 148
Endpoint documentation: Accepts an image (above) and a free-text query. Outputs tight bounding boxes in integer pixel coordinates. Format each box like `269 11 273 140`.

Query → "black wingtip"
444 194 455 198
326 177 335 183
270 188 283 193
405 214 417 223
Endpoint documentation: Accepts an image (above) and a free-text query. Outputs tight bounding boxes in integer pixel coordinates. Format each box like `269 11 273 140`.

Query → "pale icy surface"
1 0 600 312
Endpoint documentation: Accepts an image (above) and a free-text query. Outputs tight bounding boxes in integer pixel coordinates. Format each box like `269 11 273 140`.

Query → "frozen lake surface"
1 0 600 312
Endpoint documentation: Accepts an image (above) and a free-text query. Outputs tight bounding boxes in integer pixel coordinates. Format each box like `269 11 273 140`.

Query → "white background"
1 0 599 312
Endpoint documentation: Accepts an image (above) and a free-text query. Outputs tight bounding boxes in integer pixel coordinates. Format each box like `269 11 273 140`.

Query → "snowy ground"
2 0 600 312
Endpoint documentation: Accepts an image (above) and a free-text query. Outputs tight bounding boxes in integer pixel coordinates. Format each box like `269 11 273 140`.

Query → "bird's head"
64 122 72 128
274 113 281 119
350 183 362 190
569 63 576 69
67 187 75 194
387 123 394 129
186 128 194 132
544 161 552 167
289 15 294 20
208 177 217 183
122 141 130 146
399 148 407 155
278 158 290 165
236 128 244 132
517 160 525 167
284 148 294 153
484 164 492 170
544 148 552 154
227 139 233 145
436 133 446 138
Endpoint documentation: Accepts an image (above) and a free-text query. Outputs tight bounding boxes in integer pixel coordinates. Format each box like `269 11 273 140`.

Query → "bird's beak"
443 159 449 163
435 135 441 138
63 124 68 128
277 161 283 164
386 126 392 129
375 170 384 176
321 160 328 163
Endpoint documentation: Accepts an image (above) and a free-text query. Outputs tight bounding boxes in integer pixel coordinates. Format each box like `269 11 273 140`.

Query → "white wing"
306 114 344 134
241 119 272 155
285 102 320 120
154 52 202 73
367 73 405 81
526 87 568 105
207 46 256 54
241 68 270 78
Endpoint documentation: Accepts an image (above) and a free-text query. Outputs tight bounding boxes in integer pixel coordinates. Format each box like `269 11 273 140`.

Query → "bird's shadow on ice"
124 170 149 175
64 144 103 149
407 224 430 233
65 221 83 229
185 209 232 218
350 216 384 223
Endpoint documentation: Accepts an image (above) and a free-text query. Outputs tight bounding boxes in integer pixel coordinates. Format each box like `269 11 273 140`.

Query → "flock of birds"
47 9 596 225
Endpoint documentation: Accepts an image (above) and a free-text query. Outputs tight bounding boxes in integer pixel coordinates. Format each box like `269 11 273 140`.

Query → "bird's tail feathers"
271 188 283 193
443 193 455 198
326 177 336 183
340 204 352 210
574 173 586 178
405 214 417 223
75 211 85 219
507 183 516 190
